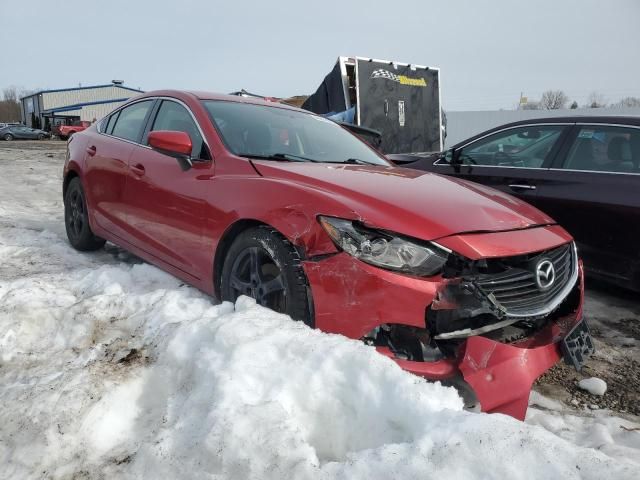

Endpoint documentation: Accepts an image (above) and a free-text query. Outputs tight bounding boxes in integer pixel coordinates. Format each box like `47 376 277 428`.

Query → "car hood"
251 161 556 241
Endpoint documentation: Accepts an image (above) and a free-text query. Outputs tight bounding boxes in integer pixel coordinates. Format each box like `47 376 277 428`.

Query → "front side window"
562 125 640 174
149 100 209 160
459 125 565 168
203 100 389 165
110 100 153 142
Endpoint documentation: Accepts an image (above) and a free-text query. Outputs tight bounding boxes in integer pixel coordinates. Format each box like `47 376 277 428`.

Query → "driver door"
123 99 214 280
434 124 572 211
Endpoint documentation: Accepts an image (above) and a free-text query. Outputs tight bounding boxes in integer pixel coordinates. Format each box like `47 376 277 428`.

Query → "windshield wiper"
343 158 376 165
240 153 378 165
238 152 320 163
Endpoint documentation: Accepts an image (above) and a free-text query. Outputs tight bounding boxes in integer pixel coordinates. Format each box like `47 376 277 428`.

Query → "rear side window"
103 112 119 134
149 100 209 159
562 125 640 174
110 100 153 142
460 126 565 168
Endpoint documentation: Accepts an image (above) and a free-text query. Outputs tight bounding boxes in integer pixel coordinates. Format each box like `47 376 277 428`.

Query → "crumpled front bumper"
303 253 585 421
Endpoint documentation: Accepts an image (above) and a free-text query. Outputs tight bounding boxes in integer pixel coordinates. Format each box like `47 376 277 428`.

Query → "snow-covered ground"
1 142 639 479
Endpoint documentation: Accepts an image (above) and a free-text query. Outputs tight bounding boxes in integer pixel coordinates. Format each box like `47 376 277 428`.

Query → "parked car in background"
390 116 640 291
62 91 592 420
0 125 50 140
55 120 91 140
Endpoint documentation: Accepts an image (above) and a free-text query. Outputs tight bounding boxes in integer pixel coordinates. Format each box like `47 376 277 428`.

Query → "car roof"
452 115 640 148
135 89 303 112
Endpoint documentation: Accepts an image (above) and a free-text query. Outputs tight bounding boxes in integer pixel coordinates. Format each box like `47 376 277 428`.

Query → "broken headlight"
319 216 449 276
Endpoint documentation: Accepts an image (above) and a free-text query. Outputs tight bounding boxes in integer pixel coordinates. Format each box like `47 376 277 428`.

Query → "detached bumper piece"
459 336 562 419
561 319 595 371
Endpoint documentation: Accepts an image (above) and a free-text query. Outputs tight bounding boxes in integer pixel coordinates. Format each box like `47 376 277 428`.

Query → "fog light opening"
362 323 445 362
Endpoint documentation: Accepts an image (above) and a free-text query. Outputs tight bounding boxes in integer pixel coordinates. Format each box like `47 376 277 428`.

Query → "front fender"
205 176 366 259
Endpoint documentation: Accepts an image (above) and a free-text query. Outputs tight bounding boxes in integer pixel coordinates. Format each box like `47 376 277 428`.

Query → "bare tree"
587 91 607 108
539 90 568 110
614 96 640 108
0 86 23 123
2 87 18 102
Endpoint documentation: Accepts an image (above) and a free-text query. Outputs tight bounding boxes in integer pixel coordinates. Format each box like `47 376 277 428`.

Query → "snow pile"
527 405 640 464
0 231 638 479
578 377 608 396
1 152 639 479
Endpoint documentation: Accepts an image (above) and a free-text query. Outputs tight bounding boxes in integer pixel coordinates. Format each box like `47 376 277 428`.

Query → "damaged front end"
355 242 590 420
303 217 592 420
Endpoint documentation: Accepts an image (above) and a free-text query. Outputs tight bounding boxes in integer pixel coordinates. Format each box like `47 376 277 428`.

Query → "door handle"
86 145 96 156
509 184 536 191
130 163 146 176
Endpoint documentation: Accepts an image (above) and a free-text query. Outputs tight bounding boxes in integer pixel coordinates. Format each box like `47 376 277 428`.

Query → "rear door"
123 99 213 280
432 124 571 211
537 123 640 285
84 99 155 240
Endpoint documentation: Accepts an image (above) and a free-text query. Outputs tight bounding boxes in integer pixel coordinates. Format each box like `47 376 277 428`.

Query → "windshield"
203 100 390 165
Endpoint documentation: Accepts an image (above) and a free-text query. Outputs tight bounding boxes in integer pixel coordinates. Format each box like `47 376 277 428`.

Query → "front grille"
474 243 576 317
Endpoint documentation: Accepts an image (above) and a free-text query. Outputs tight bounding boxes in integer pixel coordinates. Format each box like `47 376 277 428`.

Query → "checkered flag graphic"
370 69 400 82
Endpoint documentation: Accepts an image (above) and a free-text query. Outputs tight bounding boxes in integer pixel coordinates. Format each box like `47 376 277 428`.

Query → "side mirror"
445 148 459 164
447 148 464 172
148 130 193 170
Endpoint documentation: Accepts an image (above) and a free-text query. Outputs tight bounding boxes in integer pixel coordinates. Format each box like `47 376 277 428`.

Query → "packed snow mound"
0 228 638 479
578 377 608 396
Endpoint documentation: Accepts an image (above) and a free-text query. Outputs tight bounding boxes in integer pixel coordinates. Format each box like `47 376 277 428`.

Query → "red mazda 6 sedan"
63 91 593 419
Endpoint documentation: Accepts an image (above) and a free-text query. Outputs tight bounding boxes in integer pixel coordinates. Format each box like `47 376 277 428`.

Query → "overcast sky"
1 0 638 111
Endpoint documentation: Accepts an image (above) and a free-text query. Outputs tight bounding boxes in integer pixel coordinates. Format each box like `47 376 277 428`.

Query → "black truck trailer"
302 56 443 154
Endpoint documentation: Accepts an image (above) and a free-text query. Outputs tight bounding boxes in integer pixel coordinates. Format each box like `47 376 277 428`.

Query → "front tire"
3 133 13 141
221 226 313 326
64 177 106 251
38 133 45 140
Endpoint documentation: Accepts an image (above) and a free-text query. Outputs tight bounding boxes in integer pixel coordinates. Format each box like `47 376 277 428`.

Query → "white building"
20 81 144 130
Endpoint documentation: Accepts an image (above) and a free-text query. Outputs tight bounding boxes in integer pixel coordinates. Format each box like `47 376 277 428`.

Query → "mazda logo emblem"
535 259 555 290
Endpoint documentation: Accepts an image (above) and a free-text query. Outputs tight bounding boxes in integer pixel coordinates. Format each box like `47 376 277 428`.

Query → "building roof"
20 83 144 100
40 98 132 114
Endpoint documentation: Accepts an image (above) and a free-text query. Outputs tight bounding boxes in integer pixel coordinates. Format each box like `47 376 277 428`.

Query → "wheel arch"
63 169 80 199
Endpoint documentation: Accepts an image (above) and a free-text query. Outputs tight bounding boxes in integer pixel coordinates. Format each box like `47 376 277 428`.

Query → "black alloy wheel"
229 247 287 311
221 226 313 326
64 177 106 251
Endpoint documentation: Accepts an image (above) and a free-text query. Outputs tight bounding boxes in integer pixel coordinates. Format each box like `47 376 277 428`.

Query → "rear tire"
3 133 13 141
221 226 313 326
64 177 106 251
